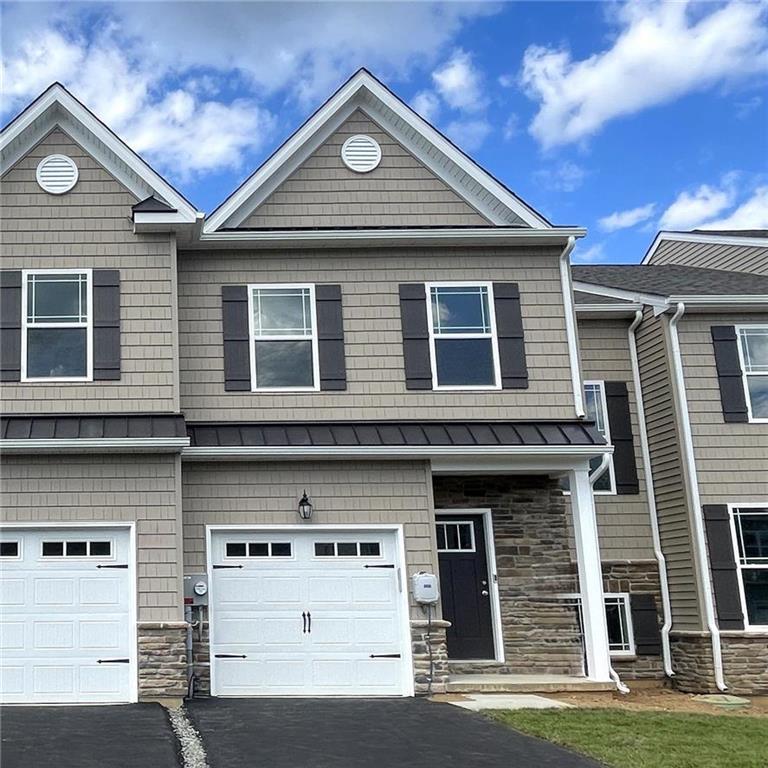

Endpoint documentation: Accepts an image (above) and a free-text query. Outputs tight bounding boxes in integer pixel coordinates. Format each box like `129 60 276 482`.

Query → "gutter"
628 310 674 677
559 236 585 417
0 437 190 453
667 302 726 691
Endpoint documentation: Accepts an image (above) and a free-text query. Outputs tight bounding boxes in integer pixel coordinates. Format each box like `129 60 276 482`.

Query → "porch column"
569 467 612 681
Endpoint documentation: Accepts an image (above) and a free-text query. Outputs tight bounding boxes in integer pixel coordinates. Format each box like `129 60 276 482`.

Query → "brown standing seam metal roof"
0 414 187 440
185 421 605 448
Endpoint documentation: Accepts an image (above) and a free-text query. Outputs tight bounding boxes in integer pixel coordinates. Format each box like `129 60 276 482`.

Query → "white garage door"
0 527 134 704
210 529 410 697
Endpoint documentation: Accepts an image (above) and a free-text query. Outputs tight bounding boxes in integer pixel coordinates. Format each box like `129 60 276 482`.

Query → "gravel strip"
167 706 209 768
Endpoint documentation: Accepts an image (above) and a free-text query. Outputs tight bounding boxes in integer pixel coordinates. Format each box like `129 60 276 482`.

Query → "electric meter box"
411 572 439 605
183 574 209 606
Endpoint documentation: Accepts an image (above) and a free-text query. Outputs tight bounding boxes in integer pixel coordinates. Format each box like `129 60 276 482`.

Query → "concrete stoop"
446 673 615 694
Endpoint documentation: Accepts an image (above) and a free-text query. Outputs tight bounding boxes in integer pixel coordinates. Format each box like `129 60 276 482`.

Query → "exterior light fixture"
298 491 313 520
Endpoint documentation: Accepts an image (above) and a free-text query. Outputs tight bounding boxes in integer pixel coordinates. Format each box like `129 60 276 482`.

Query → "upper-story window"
22 269 92 382
584 380 615 493
248 284 319 391
737 326 768 422
731 506 768 628
427 282 501 389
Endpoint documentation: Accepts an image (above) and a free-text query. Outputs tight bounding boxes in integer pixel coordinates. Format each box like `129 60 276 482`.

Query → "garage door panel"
308 576 350 603
354 616 398 644
0 666 25 695
0 622 25 650
33 621 76 650
261 577 302 604
79 619 125 650
0 580 25 606
80 665 127 695
352 576 395 604
33 665 75 694
34 579 75 606
80 577 122 606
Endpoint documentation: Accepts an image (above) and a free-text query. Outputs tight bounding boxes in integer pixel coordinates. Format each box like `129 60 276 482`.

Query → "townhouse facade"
0 71 765 704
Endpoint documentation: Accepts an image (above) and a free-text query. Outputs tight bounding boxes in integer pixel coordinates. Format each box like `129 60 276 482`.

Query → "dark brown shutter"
222 286 251 391
711 326 749 423
629 594 662 656
605 381 639 494
0 270 22 382
703 504 745 630
493 283 528 389
398 284 432 390
92 269 121 380
316 284 346 391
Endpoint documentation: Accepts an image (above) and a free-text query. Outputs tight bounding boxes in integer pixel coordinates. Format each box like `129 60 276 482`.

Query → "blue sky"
2 1 766 263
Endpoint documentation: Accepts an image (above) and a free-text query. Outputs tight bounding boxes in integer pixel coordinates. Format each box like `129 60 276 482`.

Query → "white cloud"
599 203 657 232
432 49 486 112
695 187 768 230
411 91 441 123
735 95 764 120
659 183 736 230
573 243 607 263
502 114 520 141
534 160 587 192
521 1 768 148
444 119 492 152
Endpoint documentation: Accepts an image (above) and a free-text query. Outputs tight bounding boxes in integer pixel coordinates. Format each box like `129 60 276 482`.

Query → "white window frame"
247 283 320 392
0 539 22 561
561 592 635 656
312 540 384 559
728 503 768 631
735 325 768 424
425 281 502 391
21 268 93 383
435 520 477 552
39 538 115 561
224 541 295 559
583 379 617 495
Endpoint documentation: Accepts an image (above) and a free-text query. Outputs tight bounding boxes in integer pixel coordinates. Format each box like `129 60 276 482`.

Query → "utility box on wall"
183 574 209 606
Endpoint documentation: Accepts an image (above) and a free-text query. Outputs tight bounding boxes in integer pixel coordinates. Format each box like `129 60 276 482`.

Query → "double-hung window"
737 326 768 422
248 284 319 391
22 269 92 381
731 506 768 628
427 282 500 389
583 380 616 493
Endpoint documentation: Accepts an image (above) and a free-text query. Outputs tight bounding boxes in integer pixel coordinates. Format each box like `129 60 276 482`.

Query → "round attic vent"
341 135 381 173
36 154 79 195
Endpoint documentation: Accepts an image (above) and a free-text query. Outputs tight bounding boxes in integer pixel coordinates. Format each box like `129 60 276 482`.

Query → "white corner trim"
0 437 190 453
560 238 585 418
642 231 768 264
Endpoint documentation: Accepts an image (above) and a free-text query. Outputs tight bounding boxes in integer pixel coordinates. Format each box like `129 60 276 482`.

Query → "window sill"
21 378 93 384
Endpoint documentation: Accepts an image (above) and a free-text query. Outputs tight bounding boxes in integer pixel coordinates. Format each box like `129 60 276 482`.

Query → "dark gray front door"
436 514 495 660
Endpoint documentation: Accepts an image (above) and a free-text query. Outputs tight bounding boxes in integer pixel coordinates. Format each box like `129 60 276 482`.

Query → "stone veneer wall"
669 633 717 693
137 622 188 700
411 619 449 694
433 475 584 676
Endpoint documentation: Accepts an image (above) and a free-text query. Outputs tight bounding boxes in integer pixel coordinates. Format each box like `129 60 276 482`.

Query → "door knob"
481 590 489 596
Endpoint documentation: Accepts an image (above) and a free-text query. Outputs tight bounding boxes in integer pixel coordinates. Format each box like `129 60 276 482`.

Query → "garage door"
210 529 409 696
0 527 134 704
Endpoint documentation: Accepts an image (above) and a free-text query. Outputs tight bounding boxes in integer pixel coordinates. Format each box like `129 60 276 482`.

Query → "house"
0 71 765 705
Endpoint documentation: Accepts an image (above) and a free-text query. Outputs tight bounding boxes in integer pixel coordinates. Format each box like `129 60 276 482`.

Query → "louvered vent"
341 135 381 173
36 154 79 194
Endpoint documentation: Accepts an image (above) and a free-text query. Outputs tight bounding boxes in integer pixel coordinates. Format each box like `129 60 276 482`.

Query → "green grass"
487 708 768 768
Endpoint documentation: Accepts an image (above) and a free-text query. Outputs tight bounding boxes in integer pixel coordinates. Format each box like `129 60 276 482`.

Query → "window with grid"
428 284 499 388
250 285 316 390
738 327 768 421
24 271 90 380
604 594 634 654
732 507 768 627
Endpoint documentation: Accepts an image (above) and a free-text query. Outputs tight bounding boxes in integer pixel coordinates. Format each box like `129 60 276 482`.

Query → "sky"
1 0 767 263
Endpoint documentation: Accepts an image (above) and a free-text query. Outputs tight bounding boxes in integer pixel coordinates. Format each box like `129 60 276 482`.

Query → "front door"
436 515 495 660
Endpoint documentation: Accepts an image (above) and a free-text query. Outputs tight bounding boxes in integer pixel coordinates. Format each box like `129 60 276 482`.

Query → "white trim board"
642 231 768 265
0 438 190 453
204 69 552 233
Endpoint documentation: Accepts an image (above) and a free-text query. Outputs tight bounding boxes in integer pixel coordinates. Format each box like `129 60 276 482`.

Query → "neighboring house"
0 71 763 705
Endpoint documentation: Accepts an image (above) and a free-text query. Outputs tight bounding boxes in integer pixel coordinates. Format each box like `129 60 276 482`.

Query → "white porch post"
569 467 612 682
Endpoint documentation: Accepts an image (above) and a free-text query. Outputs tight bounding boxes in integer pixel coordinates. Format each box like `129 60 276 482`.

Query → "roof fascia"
642 231 768 264
572 281 668 308
204 70 551 233
0 437 189 453
1 84 199 222
574 302 644 318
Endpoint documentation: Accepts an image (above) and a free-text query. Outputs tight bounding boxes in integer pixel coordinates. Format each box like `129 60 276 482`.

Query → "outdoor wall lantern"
298 490 313 520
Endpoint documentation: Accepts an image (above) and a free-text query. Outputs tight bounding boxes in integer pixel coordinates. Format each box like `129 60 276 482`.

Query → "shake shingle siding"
177 247 575 422
239 110 492 229
649 239 768 276
0 129 177 413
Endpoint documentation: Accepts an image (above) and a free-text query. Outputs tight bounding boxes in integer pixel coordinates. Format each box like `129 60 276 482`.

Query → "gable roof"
573 264 768 298
642 229 768 264
204 69 552 234
1 83 199 223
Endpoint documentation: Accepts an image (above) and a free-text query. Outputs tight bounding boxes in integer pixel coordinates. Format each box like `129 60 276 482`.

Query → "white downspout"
628 310 675 678
559 236 585 418
667 302 726 691
589 453 630 694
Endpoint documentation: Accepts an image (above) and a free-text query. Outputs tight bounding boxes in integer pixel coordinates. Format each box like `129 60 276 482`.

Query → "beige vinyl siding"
0 454 183 622
635 309 703 630
177 246 576 422
182 460 436 618
574 318 654 560
0 128 177 413
678 312 768 506
649 239 768 276
239 110 492 229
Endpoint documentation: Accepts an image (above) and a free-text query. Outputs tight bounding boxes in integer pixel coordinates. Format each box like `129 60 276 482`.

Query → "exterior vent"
341 135 381 173
36 154 79 195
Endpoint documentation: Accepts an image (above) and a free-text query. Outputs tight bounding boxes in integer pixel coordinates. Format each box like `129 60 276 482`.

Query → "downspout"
559 236 585 418
667 302 726 691
628 310 675 677
589 454 630 695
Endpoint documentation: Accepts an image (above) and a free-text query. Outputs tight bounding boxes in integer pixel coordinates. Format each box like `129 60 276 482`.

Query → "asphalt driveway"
187 697 601 768
0 703 180 768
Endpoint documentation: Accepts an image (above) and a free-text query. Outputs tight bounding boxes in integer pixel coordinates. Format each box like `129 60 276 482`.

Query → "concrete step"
446 674 615 694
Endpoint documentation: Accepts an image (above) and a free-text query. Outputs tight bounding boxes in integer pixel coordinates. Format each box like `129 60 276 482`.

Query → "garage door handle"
363 564 395 569
307 611 311 634
97 658 130 664
97 564 128 569
214 654 247 659
213 564 244 569
369 654 401 659
302 612 307 633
